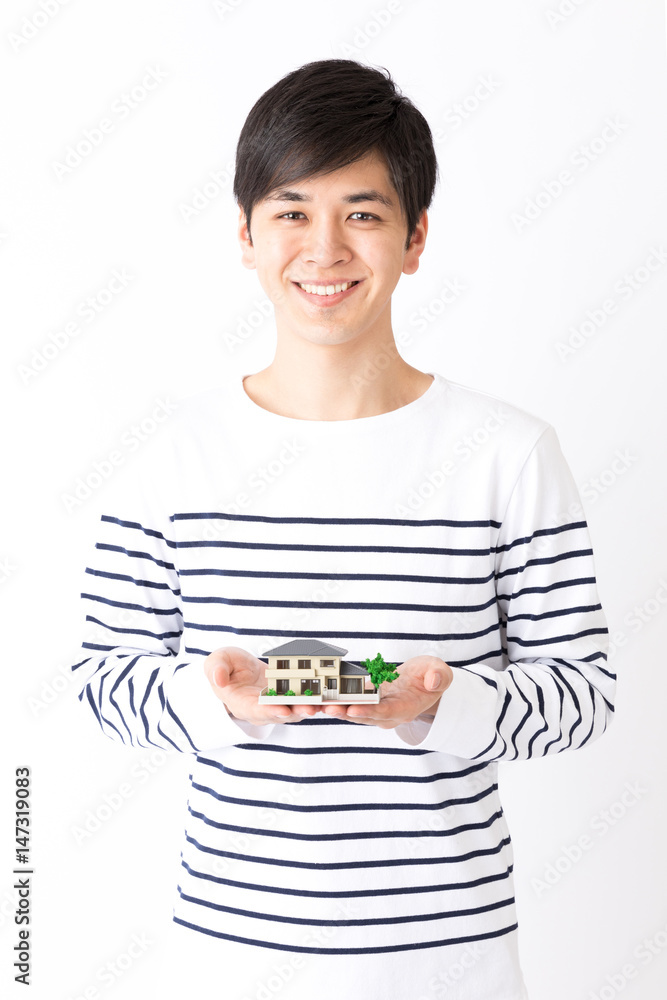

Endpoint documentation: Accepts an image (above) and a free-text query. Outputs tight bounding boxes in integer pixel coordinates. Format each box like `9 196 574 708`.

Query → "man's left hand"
320 655 453 729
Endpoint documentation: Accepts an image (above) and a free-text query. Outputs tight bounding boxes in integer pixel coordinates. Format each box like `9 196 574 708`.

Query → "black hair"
233 59 438 250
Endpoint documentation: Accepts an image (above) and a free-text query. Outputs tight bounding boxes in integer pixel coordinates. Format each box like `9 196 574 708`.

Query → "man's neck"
242 349 433 422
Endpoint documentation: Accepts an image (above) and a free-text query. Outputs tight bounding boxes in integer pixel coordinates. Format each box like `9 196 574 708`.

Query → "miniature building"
259 640 376 703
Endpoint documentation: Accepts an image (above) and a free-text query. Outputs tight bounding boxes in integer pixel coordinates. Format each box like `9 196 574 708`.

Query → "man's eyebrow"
266 188 395 208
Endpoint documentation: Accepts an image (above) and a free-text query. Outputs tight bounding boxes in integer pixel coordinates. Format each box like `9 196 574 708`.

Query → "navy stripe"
179 567 496 584
183 832 513 869
507 683 533 761
471 690 512 760
85 567 178 593
101 515 173 544
496 577 597 601
182 621 501 642
526 684 548 759
184 619 500 644
180 857 514 899
582 649 610 664
190 780 498 814
85 615 181 642
128 676 138 734
496 521 587 553
82 592 181 616
171 512 502 528
541 677 566 754
550 664 583 750
176 885 514 926
197 761 491 786
507 627 608 647
139 670 162 748
155 681 184 753
177 540 497 556
94 667 127 744
589 661 614 679
165 701 198 753
95 542 176 571
84 683 103 726
496 549 594 579
222 745 483 764
187 804 504 842
184 646 506 666
172 914 519 955
182 594 498 614
71 656 93 672
108 659 139 744
506 603 602 623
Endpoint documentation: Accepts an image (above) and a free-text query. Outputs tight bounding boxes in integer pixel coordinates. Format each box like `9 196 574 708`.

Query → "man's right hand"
203 646 320 725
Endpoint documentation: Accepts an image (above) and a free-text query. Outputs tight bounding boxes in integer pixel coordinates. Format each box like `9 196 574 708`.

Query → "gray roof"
339 661 370 676
263 639 349 657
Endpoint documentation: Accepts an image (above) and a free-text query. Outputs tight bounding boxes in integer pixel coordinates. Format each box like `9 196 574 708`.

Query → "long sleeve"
73 506 274 753
395 425 614 760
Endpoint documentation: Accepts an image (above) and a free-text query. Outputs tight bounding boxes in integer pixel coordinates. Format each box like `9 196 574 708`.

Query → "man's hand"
203 646 320 725
320 655 453 729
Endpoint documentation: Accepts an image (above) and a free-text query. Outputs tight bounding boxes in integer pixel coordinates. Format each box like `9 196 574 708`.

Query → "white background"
1 1 666 998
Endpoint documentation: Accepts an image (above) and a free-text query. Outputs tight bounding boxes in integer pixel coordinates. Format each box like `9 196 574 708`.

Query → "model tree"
362 653 399 692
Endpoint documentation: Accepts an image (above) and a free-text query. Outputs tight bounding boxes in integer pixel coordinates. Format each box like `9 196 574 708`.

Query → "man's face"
237 151 427 348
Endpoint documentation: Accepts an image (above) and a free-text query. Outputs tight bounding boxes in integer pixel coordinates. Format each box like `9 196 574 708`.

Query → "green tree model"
362 653 399 692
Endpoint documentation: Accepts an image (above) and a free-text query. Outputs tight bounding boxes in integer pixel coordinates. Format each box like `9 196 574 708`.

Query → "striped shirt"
73 372 613 999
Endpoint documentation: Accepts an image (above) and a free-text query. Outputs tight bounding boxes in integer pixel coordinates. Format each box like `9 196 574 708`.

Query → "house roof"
263 639 349 657
339 661 370 676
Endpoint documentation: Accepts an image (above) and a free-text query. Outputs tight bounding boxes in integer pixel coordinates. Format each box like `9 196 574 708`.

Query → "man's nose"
301 220 352 266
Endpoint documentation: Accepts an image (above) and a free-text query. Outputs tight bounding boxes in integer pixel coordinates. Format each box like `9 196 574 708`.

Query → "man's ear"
402 208 428 276
238 207 256 270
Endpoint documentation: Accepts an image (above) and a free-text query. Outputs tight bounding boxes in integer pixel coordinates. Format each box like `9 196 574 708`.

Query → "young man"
74 60 614 999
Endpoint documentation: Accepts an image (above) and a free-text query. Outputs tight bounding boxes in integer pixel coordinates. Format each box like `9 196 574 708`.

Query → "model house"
258 639 379 704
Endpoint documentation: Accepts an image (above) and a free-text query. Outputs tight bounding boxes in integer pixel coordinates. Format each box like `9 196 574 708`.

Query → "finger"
348 716 400 729
321 705 348 718
212 664 230 688
424 667 450 692
346 701 390 719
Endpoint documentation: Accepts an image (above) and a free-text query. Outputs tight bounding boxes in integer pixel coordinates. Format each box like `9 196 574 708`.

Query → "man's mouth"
295 280 359 295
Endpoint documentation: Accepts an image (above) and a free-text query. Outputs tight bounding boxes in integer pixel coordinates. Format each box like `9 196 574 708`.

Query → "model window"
298 659 311 669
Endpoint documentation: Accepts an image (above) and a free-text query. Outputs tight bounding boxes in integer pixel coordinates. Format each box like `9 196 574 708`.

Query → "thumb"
425 667 450 692
212 663 230 689
204 649 231 689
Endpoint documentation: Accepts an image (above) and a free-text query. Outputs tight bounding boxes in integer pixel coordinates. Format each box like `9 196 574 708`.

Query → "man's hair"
233 59 438 250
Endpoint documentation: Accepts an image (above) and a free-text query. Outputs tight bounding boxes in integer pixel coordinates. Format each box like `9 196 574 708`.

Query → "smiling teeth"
298 281 356 295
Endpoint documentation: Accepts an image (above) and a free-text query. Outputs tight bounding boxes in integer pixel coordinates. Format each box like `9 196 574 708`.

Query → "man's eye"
278 211 378 221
